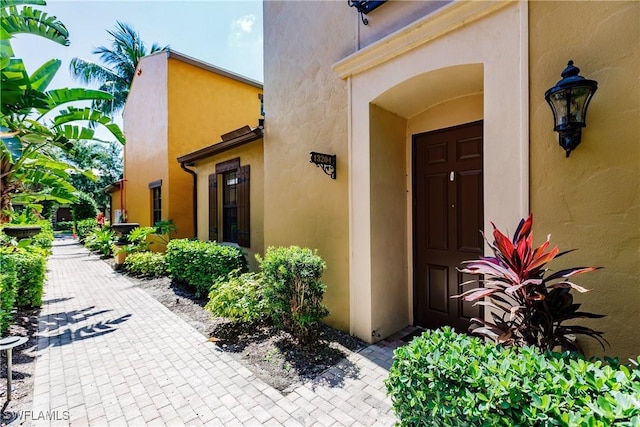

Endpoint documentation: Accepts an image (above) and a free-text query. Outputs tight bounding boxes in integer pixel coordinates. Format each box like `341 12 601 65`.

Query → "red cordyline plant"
455 214 607 354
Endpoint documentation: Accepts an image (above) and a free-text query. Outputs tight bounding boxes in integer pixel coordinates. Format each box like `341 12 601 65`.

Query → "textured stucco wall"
123 51 262 239
263 1 354 331
529 1 640 359
193 141 264 272
167 57 263 239
123 53 169 228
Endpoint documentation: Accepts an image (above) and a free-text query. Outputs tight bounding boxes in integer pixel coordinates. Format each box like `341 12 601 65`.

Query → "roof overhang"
103 181 122 194
177 126 264 165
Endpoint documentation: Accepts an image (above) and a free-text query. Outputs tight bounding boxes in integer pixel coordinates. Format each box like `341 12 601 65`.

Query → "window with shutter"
208 160 250 247
149 180 162 226
237 165 250 248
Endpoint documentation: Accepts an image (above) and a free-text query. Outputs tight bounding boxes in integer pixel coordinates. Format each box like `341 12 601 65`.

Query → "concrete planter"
2 225 42 240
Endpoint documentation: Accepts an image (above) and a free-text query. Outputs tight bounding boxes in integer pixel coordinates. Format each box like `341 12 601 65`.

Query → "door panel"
413 121 483 332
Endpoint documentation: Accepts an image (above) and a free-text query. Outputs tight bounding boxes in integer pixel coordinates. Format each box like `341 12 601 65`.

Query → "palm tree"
69 21 168 118
1 0 125 221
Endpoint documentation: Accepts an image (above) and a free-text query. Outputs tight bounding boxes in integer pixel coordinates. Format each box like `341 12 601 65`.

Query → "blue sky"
11 0 263 141
12 0 264 90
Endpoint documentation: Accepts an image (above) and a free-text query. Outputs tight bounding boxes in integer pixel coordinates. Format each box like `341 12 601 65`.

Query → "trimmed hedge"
0 253 17 334
12 249 46 308
166 239 247 297
386 327 640 426
124 252 167 277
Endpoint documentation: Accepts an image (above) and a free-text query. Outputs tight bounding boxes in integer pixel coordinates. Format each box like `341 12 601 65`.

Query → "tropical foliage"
69 21 167 117
60 140 123 207
0 0 125 221
455 214 605 353
84 227 115 256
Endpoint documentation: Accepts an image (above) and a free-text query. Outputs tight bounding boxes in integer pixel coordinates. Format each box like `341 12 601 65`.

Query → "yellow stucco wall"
529 1 640 359
123 51 262 240
108 187 123 224
123 53 169 228
263 1 353 331
193 140 264 271
167 57 263 238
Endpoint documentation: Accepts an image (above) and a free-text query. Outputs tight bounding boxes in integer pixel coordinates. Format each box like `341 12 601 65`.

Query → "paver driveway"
28 239 402 426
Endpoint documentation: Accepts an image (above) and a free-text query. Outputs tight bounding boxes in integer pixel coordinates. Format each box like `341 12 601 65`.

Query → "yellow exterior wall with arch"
262 0 639 358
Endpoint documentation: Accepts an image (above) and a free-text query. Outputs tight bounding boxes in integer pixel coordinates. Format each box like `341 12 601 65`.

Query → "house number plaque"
309 152 336 180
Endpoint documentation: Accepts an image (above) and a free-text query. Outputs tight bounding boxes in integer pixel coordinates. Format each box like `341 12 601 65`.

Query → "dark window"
208 159 250 247
222 171 238 243
152 186 161 225
208 174 218 241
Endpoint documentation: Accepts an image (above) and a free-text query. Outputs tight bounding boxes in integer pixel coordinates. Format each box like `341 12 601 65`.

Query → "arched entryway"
370 63 485 334
337 1 528 342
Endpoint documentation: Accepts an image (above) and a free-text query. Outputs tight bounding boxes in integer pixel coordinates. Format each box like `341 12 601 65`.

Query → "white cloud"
228 14 261 49
232 15 255 34
225 14 263 80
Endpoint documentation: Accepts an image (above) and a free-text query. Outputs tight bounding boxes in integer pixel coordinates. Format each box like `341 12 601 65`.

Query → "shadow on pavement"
38 306 131 350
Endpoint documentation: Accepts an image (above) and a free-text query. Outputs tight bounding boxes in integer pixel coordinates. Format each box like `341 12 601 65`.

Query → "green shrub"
118 226 155 254
259 246 329 345
85 228 116 256
206 271 264 323
10 249 46 308
76 218 98 242
124 252 167 277
31 220 54 253
71 192 98 221
54 221 74 231
166 239 247 297
0 252 17 334
385 327 640 426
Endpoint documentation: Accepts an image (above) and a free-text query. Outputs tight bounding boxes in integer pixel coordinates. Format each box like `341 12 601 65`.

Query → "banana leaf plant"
454 214 607 354
0 0 125 221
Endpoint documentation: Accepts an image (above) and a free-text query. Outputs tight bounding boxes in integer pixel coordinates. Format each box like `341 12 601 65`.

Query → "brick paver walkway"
29 239 405 426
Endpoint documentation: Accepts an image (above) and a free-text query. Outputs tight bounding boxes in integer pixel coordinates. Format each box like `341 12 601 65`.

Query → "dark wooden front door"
412 121 483 332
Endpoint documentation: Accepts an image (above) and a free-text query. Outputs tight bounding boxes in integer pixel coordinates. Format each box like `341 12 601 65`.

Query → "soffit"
371 64 483 118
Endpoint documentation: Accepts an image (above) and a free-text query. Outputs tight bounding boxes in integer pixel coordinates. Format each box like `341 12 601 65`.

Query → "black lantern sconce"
348 1 387 25
544 60 598 157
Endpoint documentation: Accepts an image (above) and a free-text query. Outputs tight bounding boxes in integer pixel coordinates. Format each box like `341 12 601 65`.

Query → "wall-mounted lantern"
310 152 336 179
348 0 387 25
544 60 598 157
